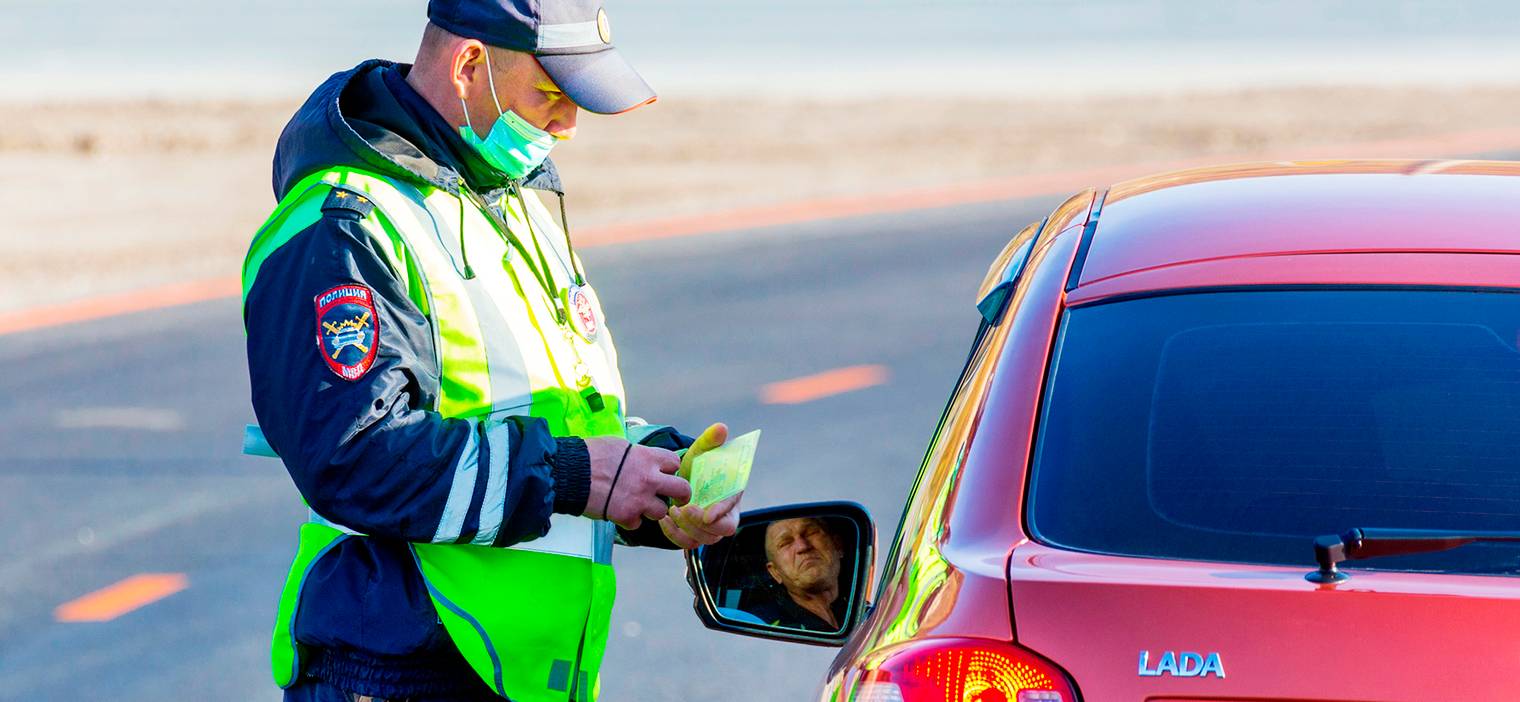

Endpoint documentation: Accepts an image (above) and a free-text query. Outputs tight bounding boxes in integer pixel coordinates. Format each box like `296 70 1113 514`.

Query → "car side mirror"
684 501 874 646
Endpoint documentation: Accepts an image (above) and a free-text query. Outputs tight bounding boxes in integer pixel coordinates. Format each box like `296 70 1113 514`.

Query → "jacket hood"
271 59 562 201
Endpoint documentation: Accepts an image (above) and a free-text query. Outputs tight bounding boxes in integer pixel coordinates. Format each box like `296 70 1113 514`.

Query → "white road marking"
54 407 186 432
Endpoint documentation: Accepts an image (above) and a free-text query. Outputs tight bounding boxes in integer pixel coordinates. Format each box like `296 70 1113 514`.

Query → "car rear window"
1028 289 1520 576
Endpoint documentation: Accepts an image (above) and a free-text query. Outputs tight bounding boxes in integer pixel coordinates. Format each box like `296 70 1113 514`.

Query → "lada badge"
1138 650 1226 679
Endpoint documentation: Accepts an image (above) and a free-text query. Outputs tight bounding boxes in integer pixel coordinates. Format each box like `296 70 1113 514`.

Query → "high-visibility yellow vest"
243 166 629 701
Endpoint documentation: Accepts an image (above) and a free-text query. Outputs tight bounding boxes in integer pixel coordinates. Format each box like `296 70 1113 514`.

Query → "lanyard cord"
507 181 562 297
556 192 585 286
506 181 568 324
465 181 599 390
455 178 476 279
456 180 568 323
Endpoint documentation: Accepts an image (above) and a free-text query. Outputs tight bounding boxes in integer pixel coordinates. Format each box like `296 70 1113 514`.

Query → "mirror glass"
696 514 862 635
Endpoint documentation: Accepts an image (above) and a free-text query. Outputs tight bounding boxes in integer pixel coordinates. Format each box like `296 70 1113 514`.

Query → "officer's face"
460 45 579 141
764 518 842 594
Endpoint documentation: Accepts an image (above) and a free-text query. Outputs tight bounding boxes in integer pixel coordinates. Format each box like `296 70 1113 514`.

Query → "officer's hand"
583 437 692 530
676 422 727 481
661 423 742 549
659 491 743 550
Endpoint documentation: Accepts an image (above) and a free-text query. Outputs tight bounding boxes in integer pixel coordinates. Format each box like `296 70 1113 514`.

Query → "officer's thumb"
680 423 728 478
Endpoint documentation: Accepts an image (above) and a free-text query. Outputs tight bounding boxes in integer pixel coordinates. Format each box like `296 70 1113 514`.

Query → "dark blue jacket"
246 60 686 699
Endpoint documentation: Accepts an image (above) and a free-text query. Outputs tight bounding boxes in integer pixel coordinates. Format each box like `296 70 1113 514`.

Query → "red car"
688 160 1520 701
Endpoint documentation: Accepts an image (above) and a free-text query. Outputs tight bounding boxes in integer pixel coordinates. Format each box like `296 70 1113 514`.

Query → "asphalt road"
0 194 1054 701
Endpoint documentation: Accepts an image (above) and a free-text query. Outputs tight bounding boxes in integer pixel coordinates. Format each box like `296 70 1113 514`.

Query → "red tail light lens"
842 638 1079 702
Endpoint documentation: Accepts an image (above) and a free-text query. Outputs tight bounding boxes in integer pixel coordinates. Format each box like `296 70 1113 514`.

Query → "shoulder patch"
321 187 375 218
315 284 380 381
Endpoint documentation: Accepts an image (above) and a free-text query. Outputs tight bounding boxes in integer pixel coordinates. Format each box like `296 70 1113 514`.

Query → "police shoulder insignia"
321 186 374 218
315 284 380 381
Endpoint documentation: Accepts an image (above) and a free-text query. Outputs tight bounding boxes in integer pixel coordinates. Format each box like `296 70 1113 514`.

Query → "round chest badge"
597 8 612 44
568 285 599 342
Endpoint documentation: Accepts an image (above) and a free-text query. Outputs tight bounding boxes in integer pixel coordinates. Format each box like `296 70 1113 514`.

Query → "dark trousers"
284 679 505 702
284 680 380 702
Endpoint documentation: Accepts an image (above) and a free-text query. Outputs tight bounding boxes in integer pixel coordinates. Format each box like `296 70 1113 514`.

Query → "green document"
688 429 760 507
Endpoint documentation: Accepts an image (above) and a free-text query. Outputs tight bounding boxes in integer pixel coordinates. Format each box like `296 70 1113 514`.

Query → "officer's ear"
451 39 488 101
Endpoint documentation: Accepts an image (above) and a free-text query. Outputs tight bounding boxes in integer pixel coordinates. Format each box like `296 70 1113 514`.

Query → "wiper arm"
1306 528 1520 583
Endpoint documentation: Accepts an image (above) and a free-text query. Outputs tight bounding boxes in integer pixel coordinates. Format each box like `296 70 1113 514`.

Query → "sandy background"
4 85 1520 314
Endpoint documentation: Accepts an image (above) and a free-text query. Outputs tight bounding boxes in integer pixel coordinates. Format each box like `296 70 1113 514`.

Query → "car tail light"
841 638 1080 702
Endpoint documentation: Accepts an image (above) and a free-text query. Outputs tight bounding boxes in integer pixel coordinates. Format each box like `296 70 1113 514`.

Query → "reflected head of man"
762 517 842 596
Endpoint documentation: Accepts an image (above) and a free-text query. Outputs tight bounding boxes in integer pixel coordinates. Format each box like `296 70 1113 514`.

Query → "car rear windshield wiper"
1307 528 1520 583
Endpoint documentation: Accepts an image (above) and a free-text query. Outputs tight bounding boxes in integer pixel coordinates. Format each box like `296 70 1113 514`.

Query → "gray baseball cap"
427 0 657 114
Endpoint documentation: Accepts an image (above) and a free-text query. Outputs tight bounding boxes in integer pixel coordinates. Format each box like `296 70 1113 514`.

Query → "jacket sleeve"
615 424 696 549
244 201 591 546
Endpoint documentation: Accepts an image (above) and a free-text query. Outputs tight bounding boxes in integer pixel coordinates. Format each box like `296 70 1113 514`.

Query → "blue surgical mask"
458 49 558 180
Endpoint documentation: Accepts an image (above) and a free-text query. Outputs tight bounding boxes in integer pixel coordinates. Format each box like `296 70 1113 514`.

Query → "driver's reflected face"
763 517 841 593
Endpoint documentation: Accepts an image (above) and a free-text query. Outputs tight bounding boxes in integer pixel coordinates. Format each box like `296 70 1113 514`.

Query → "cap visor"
538 49 657 115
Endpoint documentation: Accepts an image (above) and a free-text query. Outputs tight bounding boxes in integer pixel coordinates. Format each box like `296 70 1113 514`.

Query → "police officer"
242 2 743 700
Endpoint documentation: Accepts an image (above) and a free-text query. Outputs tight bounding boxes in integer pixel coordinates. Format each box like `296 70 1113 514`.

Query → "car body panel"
1079 161 1520 291
1009 542 1520 701
822 160 1520 701
1067 251 1520 306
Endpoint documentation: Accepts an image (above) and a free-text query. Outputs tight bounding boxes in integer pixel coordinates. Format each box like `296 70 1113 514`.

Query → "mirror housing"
684 501 875 646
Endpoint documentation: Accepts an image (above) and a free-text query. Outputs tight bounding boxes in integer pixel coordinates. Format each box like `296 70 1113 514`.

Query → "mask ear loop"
459 47 507 133
458 96 475 135
483 48 507 118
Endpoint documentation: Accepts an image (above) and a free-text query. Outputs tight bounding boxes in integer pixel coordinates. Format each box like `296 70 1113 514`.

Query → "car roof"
1071 159 1520 295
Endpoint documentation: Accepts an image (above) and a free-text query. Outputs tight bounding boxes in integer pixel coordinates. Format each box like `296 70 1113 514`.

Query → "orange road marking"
54 573 189 623
0 277 240 337
761 365 889 405
9 123 1520 339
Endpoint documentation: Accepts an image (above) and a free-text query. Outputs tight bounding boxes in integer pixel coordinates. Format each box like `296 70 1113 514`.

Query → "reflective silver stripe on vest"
433 417 483 544
380 177 536 414
594 520 614 564
524 514 614 564
310 509 363 535
472 419 514 546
